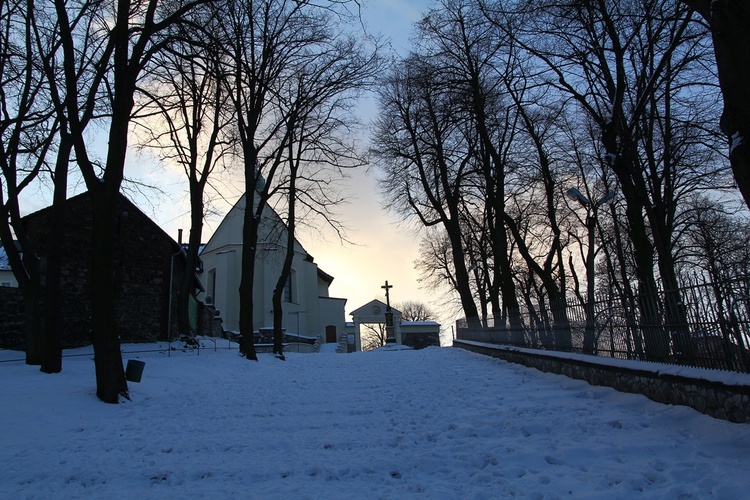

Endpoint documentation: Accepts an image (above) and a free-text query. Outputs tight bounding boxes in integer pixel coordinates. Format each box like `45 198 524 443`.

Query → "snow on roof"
0 248 9 271
0 242 19 271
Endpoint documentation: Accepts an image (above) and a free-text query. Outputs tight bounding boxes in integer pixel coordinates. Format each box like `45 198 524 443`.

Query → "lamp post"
566 187 616 354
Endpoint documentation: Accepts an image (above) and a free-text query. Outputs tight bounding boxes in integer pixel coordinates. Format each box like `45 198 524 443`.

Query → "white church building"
197 194 347 346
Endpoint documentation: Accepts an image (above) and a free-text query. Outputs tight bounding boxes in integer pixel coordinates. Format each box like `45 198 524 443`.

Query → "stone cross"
382 280 396 344
381 280 393 310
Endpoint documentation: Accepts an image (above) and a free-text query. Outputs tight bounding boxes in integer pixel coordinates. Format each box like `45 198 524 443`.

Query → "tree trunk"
624 199 667 361
40 133 72 374
89 185 128 403
602 113 667 359
239 190 259 361
177 191 205 339
23 271 43 365
272 173 297 358
704 2 750 208
605 204 644 358
494 226 524 344
0 192 44 365
447 222 480 324
680 1 750 207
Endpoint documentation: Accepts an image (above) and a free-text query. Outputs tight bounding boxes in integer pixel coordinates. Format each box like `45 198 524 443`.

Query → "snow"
2 342 750 498
458 339 750 386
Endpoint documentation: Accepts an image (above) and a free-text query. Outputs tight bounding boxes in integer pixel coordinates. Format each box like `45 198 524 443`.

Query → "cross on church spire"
381 280 393 310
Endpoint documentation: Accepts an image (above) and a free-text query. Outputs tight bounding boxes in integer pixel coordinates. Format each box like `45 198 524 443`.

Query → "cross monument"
382 280 396 344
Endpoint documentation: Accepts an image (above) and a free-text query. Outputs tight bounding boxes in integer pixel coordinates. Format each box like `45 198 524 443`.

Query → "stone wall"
1 192 191 348
454 339 750 424
254 327 318 346
402 331 441 350
0 287 25 349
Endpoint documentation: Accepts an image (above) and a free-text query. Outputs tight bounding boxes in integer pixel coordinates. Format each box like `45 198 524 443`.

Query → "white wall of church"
319 297 347 343
197 194 345 339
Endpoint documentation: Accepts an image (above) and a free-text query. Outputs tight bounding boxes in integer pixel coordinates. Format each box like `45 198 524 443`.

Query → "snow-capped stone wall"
455 339 750 424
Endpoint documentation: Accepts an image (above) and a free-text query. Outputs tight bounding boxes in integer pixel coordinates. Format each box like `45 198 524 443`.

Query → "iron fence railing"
456 277 750 373
0 337 239 364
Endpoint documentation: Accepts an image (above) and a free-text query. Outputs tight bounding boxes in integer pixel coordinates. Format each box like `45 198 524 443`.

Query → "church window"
283 268 297 303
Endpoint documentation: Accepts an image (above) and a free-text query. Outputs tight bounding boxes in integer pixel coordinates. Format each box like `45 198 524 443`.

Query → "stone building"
0 191 202 349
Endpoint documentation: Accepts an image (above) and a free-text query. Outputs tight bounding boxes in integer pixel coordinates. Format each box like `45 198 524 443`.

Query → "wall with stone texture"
0 287 25 349
402 331 440 350
0 193 193 349
454 339 750 424
24 193 180 346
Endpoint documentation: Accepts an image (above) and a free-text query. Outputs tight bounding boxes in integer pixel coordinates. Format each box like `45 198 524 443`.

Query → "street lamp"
566 187 616 354
566 187 615 209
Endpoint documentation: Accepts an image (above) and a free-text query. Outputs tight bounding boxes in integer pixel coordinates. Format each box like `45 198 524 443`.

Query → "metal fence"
456 276 750 373
0 337 239 364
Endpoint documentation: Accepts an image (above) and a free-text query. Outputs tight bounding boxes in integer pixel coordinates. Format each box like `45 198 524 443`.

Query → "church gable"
350 299 401 324
202 195 307 256
202 196 246 253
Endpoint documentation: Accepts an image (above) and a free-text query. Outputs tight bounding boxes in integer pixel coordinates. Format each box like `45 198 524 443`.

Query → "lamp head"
595 191 616 207
566 187 590 206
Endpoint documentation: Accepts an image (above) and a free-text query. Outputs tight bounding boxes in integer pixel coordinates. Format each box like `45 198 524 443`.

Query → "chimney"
178 229 183 245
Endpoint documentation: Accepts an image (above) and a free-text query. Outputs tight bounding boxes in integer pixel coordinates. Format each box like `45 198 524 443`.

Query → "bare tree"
267 22 381 359
501 77 573 347
51 0 208 402
487 0 718 359
373 53 480 324
678 1 750 210
217 0 373 360
360 323 387 351
676 196 750 282
0 0 59 366
417 0 528 339
136 8 233 339
395 300 436 322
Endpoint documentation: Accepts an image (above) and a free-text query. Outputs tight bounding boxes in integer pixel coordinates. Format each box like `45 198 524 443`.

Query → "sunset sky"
191 0 445 324
21 1 452 330
301 0 447 323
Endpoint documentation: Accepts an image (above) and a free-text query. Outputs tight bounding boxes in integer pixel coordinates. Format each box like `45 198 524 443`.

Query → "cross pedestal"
382 280 396 344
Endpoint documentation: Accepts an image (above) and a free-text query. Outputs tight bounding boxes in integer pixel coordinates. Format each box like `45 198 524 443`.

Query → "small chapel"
344 298 442 352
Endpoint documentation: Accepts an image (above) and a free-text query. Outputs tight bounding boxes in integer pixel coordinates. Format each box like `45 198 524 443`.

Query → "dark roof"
317 267 334 285
23 191 183 253
22 191 204 292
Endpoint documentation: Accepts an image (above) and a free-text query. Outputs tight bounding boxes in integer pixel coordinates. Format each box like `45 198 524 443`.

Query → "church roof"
317 267 334 284
202 193 310 259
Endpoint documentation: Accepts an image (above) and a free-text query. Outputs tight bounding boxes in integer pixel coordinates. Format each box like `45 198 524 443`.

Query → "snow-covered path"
2 345 749 499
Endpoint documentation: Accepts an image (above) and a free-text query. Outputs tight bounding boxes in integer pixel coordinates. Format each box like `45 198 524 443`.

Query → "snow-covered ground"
2 342 750 499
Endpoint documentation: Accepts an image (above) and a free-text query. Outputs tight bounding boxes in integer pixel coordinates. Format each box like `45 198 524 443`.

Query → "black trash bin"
126 359 146 383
